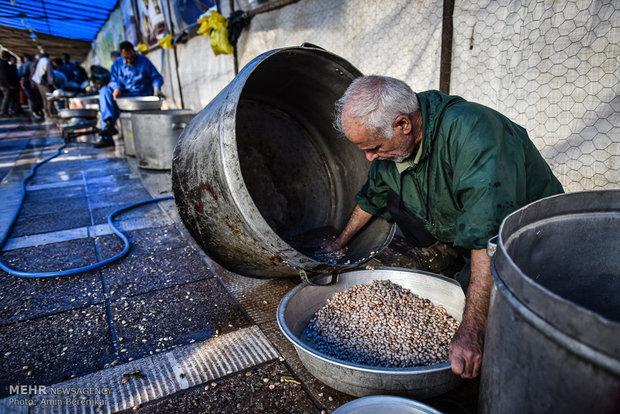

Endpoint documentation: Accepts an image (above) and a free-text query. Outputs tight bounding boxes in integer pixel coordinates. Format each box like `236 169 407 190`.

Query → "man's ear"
393 114 412 134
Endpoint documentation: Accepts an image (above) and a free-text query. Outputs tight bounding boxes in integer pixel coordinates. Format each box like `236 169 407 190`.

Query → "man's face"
121 49 136 66
342 113 416 163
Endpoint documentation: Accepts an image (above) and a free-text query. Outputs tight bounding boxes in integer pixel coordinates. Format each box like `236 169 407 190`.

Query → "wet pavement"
0 115 478 413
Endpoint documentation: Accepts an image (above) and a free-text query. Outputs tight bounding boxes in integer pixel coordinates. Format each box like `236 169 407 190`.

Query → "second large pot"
171 45 394 278
133 110 195 170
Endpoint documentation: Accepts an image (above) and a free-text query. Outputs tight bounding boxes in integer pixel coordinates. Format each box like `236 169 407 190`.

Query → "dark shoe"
99 119 118 137
94 136 115 148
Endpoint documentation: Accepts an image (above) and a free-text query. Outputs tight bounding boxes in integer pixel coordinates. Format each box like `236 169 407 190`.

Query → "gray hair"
334 75 419 139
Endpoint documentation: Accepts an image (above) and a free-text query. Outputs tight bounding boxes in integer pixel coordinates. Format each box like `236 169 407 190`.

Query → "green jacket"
355 90 564 250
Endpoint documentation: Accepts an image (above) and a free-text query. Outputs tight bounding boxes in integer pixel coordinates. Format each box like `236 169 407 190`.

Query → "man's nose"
365 151 379 162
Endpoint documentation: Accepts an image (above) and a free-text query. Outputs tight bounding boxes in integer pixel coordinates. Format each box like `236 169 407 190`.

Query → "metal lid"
333 396 443 414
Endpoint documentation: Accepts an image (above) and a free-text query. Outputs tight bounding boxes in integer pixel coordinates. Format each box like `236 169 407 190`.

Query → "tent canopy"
0 0 117 60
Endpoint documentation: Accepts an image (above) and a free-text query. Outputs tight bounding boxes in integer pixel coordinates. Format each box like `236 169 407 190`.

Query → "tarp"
0 0 116 58
0 24 91 60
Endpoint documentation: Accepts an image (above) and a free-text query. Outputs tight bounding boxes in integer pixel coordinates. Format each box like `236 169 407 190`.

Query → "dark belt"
386 189 436 248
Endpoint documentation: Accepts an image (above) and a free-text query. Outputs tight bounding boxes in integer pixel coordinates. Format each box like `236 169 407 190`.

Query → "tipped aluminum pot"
171 45 394 278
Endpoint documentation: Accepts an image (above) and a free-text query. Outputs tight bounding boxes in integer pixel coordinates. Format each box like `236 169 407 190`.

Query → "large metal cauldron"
480 190 620 413
119 112 135 156
171 45 394 278
277 268 465 398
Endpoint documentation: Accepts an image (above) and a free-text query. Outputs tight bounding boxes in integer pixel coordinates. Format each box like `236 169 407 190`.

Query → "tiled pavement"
0 116 478 413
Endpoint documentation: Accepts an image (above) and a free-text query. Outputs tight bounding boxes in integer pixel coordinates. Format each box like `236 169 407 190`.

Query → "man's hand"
320 238 344 253
320 204 373 254
449 248 492 379
449 319 485 378
112 88 122 99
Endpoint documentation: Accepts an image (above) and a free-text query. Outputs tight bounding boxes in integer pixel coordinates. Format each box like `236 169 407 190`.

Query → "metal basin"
58 108 98 119
333 396 442 413
69 95 99 110
277 267 465 398
116 96 163 111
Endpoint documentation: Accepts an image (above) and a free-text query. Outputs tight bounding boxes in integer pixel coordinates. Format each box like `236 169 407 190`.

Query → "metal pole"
439 0 454 94
165 0 185 109
229 0 239 75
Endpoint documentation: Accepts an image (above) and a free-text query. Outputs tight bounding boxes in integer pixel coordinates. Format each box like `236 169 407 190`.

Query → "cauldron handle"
487 235 499 257
300 42 326 51
299 270 339 286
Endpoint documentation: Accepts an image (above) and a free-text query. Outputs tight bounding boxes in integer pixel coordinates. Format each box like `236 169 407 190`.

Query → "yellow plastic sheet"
158 33 173 49
197 11 234 56
136 42 149 54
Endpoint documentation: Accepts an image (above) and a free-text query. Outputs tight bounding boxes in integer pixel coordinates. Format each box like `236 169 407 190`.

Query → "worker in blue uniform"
94 41 163 148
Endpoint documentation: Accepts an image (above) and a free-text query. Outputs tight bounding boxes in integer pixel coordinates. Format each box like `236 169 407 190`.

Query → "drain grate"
0 326 279 414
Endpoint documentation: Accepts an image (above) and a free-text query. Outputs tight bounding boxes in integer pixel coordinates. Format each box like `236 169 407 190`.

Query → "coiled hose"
0 138 173 278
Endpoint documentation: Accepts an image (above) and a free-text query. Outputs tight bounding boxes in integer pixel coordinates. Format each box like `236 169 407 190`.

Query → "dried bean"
306 280 459 368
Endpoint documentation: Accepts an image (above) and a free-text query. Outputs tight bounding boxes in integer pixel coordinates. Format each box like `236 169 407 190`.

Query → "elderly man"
324 75 563 379
94 41 163 148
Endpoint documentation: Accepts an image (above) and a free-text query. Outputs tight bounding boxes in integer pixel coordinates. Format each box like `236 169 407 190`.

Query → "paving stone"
0 238 104 325
82 159 132 180
10 209 92 237
138 361 319 414
0 237 98 271
0 270 103 326
110 279 252 362
39 159 82 174
102 245 215 298
90 198 164 225
18 195 89 218
24 184 86 202
25 169 83 186
0 304 116 398
88 187 153 210
95 225 188 259
85 178 146 196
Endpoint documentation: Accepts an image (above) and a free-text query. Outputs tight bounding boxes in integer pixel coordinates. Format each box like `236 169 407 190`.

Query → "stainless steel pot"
480 190 620 413
116 96 163 111
171 45 394 278
277 268 465 398
119 112 135 157
132 110 195 170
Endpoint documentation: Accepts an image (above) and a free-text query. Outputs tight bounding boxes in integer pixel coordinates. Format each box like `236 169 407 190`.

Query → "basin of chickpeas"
277 267 466 398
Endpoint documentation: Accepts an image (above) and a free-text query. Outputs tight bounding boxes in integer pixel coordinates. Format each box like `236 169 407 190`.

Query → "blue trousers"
98 85 120 129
